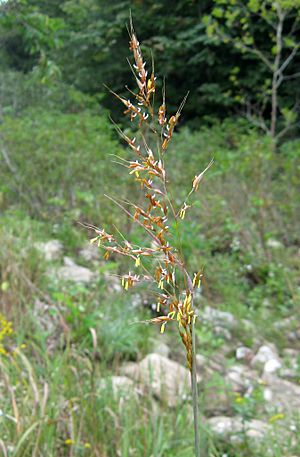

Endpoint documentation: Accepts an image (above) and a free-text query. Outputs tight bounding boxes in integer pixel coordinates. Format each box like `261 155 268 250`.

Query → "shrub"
0 109 129 224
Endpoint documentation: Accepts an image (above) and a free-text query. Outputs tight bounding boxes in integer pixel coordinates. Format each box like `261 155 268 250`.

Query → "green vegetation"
1 120 299 455
1 0 300 129
1 1 300 456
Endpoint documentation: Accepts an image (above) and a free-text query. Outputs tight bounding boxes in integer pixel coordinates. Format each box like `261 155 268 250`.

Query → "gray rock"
274 317 295 330
207 416 270 443
208 416 241 436
279 368 299 382
56 257 95 283
33 299 56 334
282 348 299 359
201 306 237 329
281 348 299 379
273 316 300 343
200 353 232 415
244 419 271 441
98 376 138 399
287 329 300 342
196 353 226 384
251 344 281 370
150 340 170 358
103 272 122 292
214 325 232 340
121 362 139 379
209 353 227 374
264 359 282 374
274 318 300 342
262 376 300 413
236 346 254 362
202 389 231 416
225 365 257 393
196 354 207 371
35 240 63 261
63 256 76 267
266 239 283 249
195 354 208 384
121 353 190 407
32 299 64 352
79 243 100 262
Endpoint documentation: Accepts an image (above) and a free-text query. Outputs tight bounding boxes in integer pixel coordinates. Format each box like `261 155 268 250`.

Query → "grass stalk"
191 320 200 457
88 18 212 456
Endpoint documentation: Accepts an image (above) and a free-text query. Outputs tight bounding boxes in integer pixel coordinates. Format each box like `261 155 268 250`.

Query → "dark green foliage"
2 0 299 128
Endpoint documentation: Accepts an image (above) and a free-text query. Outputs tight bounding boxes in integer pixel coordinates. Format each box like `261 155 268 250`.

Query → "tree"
204 0 300 141
0 0 65 81
2 0 300 132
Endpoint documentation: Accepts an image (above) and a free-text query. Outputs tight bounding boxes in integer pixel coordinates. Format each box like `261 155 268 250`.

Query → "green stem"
191 321 200 457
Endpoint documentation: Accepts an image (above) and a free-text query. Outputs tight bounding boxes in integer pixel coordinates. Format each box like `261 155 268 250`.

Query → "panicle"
193 271 203 288
158 103 166 126
121 272 140 290
192 159 214 191
129 21 155 107
89 20 212 376
161 93 188 152
179 202 191 220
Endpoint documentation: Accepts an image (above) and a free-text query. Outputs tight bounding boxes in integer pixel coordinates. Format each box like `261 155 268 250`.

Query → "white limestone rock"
121 353 190 407
35 239 63 261
55 257 95 283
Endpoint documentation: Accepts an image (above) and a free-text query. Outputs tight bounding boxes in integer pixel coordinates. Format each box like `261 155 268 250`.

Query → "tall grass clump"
88 19 213 457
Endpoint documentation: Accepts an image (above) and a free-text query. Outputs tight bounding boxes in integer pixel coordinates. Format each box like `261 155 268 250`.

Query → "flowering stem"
90 21 210 457
191 319 200 457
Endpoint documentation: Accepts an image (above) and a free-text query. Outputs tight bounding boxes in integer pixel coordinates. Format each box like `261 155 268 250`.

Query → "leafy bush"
0 70 98 117
0 109 129 224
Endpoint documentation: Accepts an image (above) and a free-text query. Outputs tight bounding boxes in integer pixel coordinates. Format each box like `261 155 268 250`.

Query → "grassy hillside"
1 106 300 455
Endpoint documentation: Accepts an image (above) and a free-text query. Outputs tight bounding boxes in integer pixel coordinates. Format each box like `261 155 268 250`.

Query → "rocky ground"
35 239 300 453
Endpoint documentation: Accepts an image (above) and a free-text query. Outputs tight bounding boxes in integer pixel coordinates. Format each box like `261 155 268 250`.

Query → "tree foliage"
1 0 300 133
204 0 300 138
